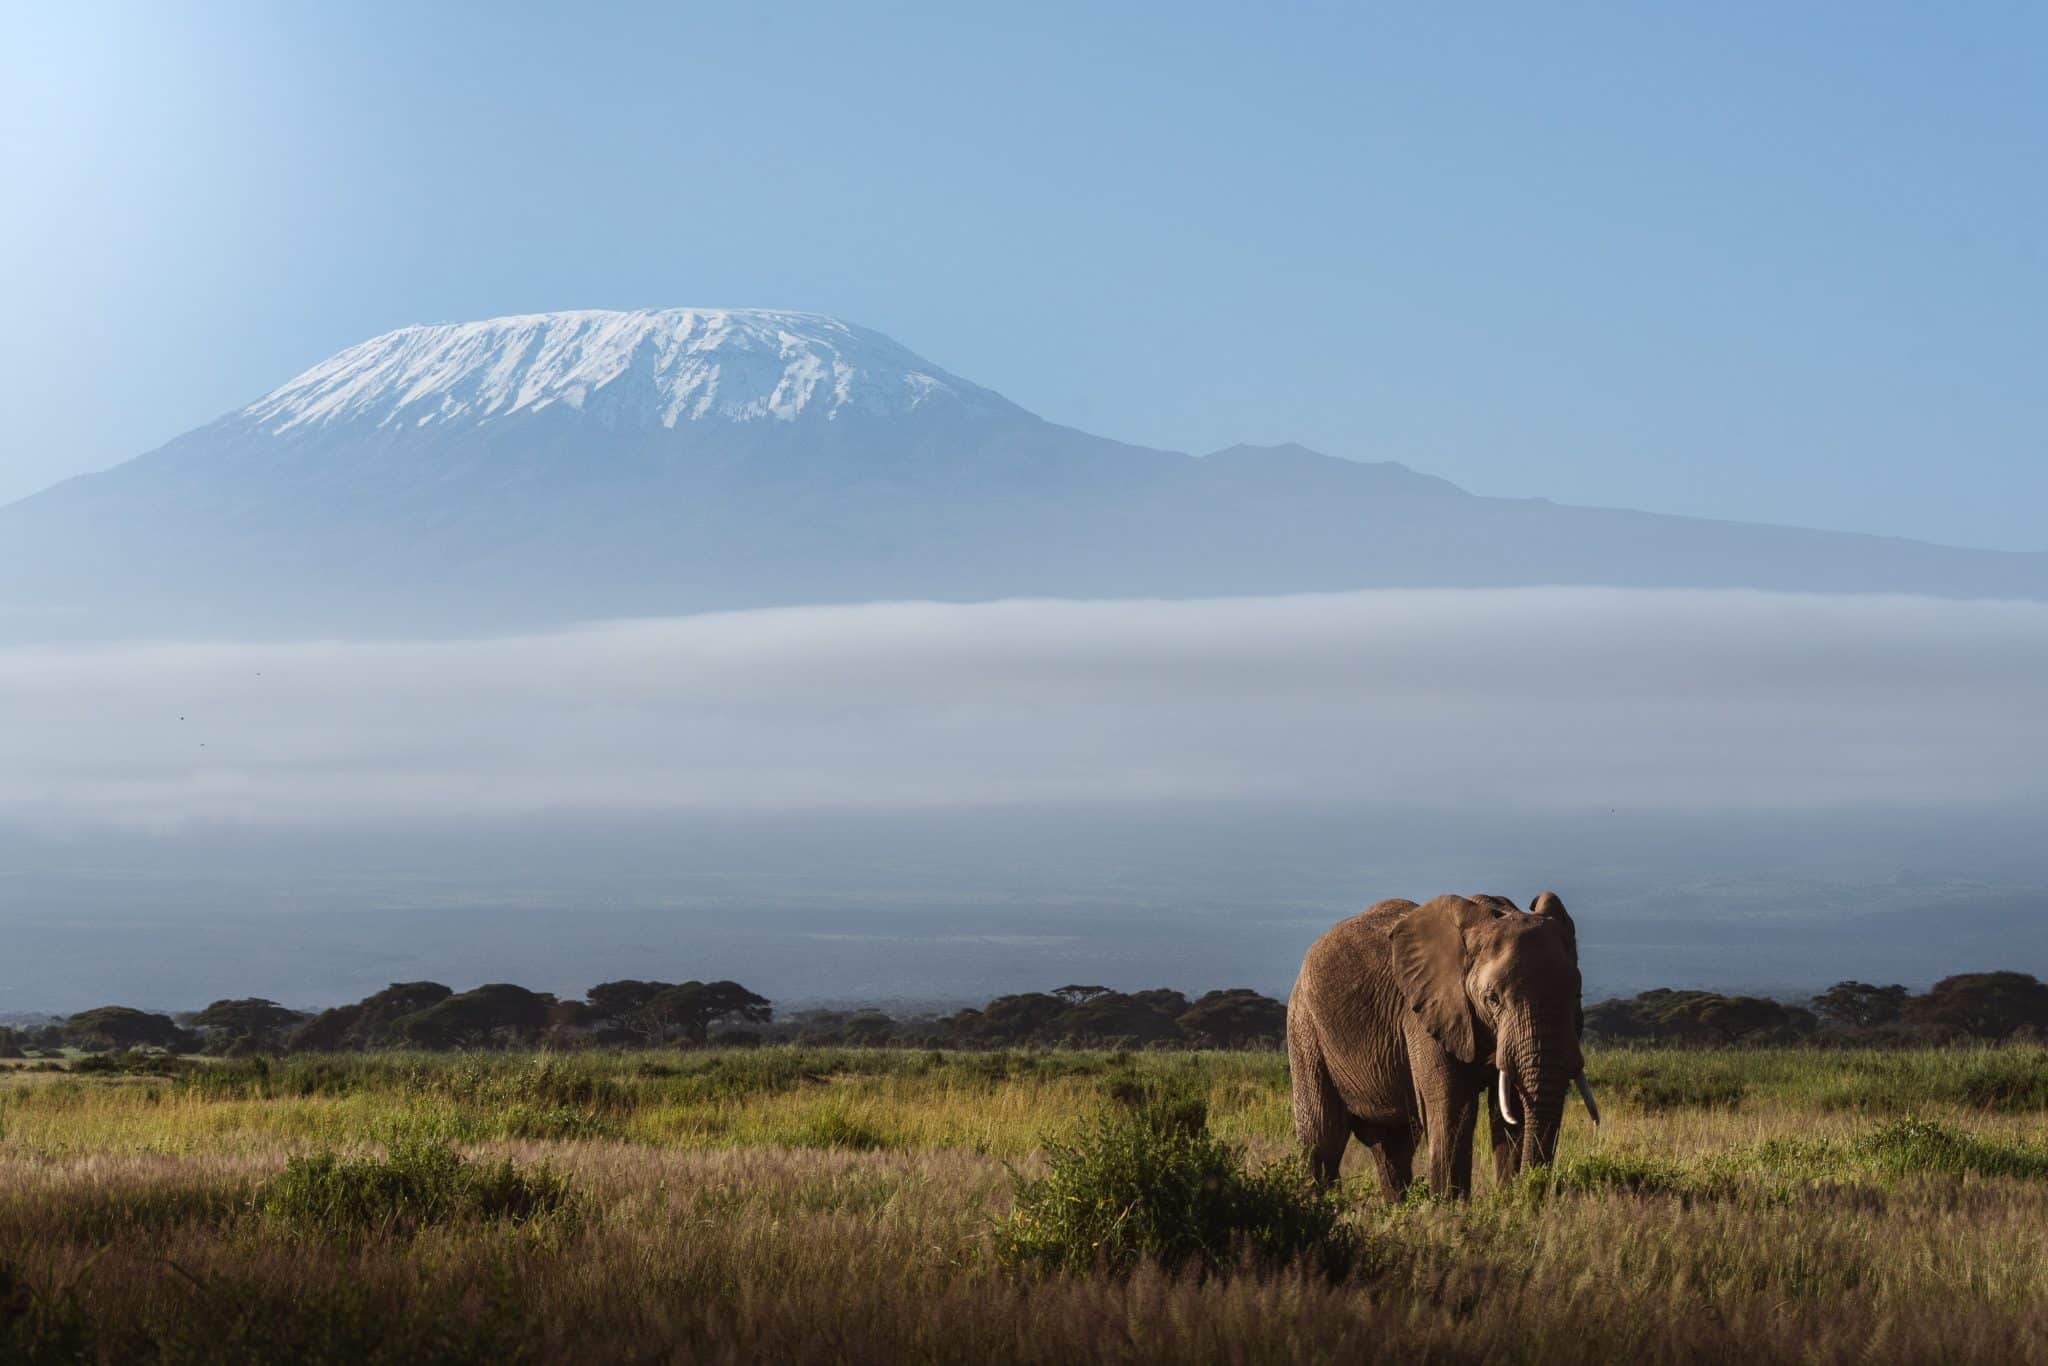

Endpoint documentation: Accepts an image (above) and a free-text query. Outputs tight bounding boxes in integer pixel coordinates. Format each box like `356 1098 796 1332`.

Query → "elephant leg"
1487 1071 1520 1188
1354 1118 1415 1201
1289 1032 1351 1186
1424 1087 1482 1198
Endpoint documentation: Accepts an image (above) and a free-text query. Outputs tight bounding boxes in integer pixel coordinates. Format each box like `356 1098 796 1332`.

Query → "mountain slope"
2 308 2043 637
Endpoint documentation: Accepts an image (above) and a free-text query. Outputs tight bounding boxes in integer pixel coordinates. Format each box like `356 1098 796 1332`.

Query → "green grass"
2 1044 2047 1361
257 1138 574 1239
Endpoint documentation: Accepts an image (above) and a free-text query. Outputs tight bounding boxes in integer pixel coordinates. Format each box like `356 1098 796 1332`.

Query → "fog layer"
5 589 2045 1009
5 589 2044 830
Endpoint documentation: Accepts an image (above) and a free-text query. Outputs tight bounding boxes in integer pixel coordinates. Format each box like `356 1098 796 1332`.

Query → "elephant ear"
1388 895 1492 1064
1530 891 1578 962
1531 891 1585 1036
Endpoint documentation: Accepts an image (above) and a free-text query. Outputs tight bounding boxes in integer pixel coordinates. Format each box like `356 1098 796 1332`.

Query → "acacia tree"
1811 982 1910 1031
1175 989 1286 1048
193 998 307 1052
65 1006 194 1053
649 980 772 1044
584 980 679 1044
390 984 557 1048
1904 973 2048 1039
289 982 456 1052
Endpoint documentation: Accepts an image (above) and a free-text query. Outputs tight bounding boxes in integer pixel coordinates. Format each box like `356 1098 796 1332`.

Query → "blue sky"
3 2 2042 548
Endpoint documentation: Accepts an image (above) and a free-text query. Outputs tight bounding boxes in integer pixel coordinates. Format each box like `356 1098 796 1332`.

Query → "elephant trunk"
1502 1010 1578 1170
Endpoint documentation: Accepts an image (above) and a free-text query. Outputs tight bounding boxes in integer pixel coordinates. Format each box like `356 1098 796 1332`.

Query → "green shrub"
1098 1073 1208 1135
1592 1058 1745 1112
1944 1053 2048 1112
1853 1118 2048 1181
1535 1152 1690 1197
784 1107 889 1151
994 1107 1353 1278
68 1051 192 1079
1734 1136 1853 1184
494 1104 620 1142
0 1258 97 1364
256 1140 572 1238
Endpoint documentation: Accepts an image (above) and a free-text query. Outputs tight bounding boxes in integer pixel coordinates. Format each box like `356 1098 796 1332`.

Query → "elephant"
1286 892 1599 1198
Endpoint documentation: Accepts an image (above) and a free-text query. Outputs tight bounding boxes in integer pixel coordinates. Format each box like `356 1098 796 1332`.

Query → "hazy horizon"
6 588 2044 1012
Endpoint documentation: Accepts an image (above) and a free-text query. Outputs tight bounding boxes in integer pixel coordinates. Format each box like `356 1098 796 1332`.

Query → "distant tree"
940 1007 987 1043
390 983 557 1048
1055 992 1185 1046
843 1011 896 1046
1176 989 1285 1048
192 998 307 1053
1582 989 1815 1045
1686 996 1816 1044
290 982 454 1052
1904 972 2048 1040
951 993 1067 1046
580 980 682 1045
0 1027 24 1059
544 998 594 1044
585 980 672 1022
1811 981 1911 1031
1051 985 1115 1006
1131 989 1191 1017
1582 997 1656 1041
647 980 772 1045
65 1006 195 1053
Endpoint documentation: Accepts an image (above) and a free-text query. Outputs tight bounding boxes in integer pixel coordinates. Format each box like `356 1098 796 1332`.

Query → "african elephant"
1286 892 1598 1198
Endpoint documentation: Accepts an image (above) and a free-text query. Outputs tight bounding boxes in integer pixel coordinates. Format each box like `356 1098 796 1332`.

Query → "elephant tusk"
1498 1068 1518 1126
1575 1073 1601 1127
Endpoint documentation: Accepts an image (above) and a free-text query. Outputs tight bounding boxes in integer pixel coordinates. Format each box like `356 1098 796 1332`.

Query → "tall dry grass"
2 1045 2046 1362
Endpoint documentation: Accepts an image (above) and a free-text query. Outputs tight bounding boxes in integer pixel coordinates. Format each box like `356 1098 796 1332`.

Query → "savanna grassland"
5 1045 2048 1364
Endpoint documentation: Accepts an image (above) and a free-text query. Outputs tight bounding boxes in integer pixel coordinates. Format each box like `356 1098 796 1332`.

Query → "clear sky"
3 2 2042 549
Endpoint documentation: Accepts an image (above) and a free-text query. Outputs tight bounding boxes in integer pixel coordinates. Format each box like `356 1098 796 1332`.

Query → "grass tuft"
784 1107 891 1151
1852 1117 2048 1181
256 1139 573 1239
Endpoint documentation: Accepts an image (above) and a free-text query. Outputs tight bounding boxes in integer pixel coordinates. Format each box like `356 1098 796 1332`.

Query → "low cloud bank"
3 589 2044 828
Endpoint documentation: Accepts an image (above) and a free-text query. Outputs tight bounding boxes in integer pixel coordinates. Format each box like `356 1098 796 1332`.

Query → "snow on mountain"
3 304 2045 640
238 308 1027 435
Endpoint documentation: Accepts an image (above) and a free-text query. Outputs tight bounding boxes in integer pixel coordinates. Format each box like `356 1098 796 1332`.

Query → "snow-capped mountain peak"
239 308 1025 434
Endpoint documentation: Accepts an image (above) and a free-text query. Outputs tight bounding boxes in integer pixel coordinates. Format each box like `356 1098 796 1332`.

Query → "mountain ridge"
2 307 2043 639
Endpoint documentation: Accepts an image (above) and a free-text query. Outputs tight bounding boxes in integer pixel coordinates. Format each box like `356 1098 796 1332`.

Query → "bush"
1944 1052 2048 1112
1099 1073 1209 1135
1595 1063 1746 1112
1525 1152 1690 1198
256 1139 573 1238
494 1104 621 1142
994 1099 1353 1278
1852 1118 2048 1181
784 1108 890 1151
68 1051 193 1078
0 1258 98 1364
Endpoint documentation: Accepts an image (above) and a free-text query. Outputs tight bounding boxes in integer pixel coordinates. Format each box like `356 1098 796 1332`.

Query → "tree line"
1584 973 2048 1045
0 981 1289 1056
6 970 2046 1058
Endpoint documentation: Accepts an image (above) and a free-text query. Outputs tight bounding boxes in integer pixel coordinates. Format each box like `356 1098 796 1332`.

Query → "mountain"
3 306 2044 638
238 308 1027 432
